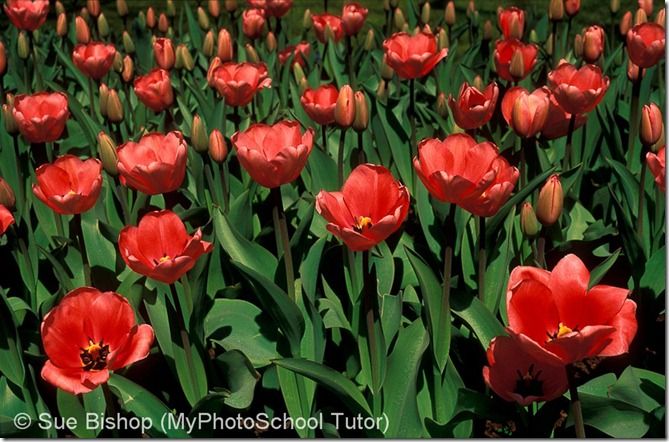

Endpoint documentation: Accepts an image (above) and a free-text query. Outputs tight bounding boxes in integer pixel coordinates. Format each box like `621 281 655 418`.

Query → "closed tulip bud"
17 32 29 60
208 0 221 18
209 129 228 163
536 174 563 226
97 131 118 175
146 7 157 28
444 1 456 26
117 0 128 17
438 28 449 50
520 202 540 238
2 103 18 134
203 30 215 57
402 22 409 32
546 32 554 55
376 79 387 100
176 44 194 70
583 25 605 62
635 8 647 25
472 75 484 90
55 0 65 15
641 103 663 146
56 13 67 37
639 0 653 16
292 61 305 84
123 31 135 53
394 8 406 30
421 2 431 24
436 92 448 117
381 61 394 80
97 13 110 38
529 29 539 43
75 17 90 44
353 91 369 132
610 0 620 13
620 11 633 35
158 13 169 33
217 29 233 61
509 49 525 79
364 29 375 50
335 85 355 128
87 0 101 17
80 7 90 21
245 44 259 63
656 8 665 27
303 9 312 30
225 0 237 12
324 23 336 42
483 20 494 40
113 52 123 72
266 32 277 52
467 0 476 16
166 0 176 17
99 83 109 117
0 43 5 76
384 0 390 11
574 34 584 57
106 89 124 123
0 177 15 210
197 6 210 30
549 0 564 21
137 11 146 28
122 55 134 82
508 16 523 39
298 77 309 95
191 115 208 152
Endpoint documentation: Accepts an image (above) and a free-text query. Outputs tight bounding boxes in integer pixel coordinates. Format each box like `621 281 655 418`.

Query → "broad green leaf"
451 293 506 350
0 293 26 388
215 350 260 410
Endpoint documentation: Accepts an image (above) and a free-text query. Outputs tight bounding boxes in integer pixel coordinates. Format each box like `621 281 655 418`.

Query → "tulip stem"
626 71 643 170
270 186 295 301
221 162 230 213
442 210 454 334
346 36 356 88
567 365 586 438
552 21 558 67
338 128 347 186
170 283 199 402
29 32 43 91
74 214 91 286
477 216 486 302
563 114 576 171
636 152 648 236
362 249 382 394
409 79 417 157
88 78 100 123
321 125 328 151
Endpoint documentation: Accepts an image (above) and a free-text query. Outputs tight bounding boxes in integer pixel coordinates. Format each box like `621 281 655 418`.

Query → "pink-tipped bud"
208 0 221 18
0 177 16 210
106 89 124 123
87 0 101 17
146 7 157 28
335 85 356 128
0 42 6 76
209 129 228 163
217 28 233 61
620 11 633 36
641 102 663 146
158 13 170 33
191 114 209 152
353 91 369 132
56 13 67 37
520 202 540 238
536 174 563 226
444 1 456 26
75 16 90 43
122 55 134 83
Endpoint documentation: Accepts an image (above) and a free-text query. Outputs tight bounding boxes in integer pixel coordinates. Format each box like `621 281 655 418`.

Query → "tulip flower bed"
0 0 666 439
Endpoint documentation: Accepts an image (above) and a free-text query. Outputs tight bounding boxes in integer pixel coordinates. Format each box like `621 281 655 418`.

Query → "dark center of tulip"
514 364 544 398
80 339 110 371
353 216 373 233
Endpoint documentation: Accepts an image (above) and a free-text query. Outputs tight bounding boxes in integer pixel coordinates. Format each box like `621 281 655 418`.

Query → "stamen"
353 216 373 233
80 339 110 371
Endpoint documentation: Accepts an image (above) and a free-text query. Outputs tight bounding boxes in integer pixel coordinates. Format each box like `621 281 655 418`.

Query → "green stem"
170 283 199 400
346 36 356 88
552 21 558 67
362 249 382 394
117 184 131 224
477 215 486 302
637 153 647 236
271 186 295 301
563 114 576 171
88 77 100 122
536 235 547 269
221 161 230 213
30 32 43 91
45 141 54 163
337 128 346 187
74 214 91 286
321 125 328 151
409 78 417 157
627 70 643 170
567 365 586 438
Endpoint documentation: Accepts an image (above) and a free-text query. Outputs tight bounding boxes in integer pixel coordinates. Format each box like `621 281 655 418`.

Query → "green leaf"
56 388 105 438
107 374 190 438
451 293 506 350
214 350 260 409
640 246 666 298
0 292 26 388
588 248 621 289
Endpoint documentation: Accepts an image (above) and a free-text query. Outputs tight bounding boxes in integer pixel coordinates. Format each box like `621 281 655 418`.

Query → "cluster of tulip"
0 0 665 438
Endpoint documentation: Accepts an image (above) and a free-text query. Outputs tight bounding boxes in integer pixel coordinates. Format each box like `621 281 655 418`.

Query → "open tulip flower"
32 155 103 215
341 2 368 36
316 164 410 252
506 254 637 364
0 205 15 235
231 120 314 188
501 86 550 138
40 287 154 394
536 87 588 140
311 13 345 43
209 61 272 106
133 68 174 112
497 6 525 39
383 29 448 79
12 92 69 143
301 84 339 126
646 146 666 192
547 62 610 115
72 42 117 80
494 38 538 83
278 41 311 67
626 22 666 68
448 81 499 130
413 134 519 217
117 131 188 195
119 210 213 284
4 0 49 31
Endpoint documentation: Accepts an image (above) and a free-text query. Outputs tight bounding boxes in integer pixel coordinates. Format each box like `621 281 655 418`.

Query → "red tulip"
547 62 609 115
383 29 448 79
535 87 588 140
247 0 265 7
4 0 49 31
300 84 339 125
0 205 15 236
265 0 292 17
209 62 271 106
342 2 368 36
506 254 637 364
564 0 580 16
312 13 345 43
231 120 314 188
0 41 7 76
119 210 213 284
448 81 499 130
640 102 663 146
413 134 519 217
242 8 266 39
278 41 311 67
497 6 525 39
32 155 102 215
133 68 174 112
583 25 605 63
72 42 116 80
13 92 69 143
117 131 188 195
501 86 550 138
639 0 654 16
494 38 537 82
153 37 175 70
483 334 568 406
217 28 233 62
627 23 665 68
315 164 410 251
646 146 666 192
40 287 154 394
